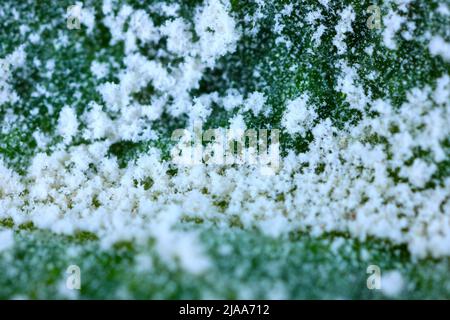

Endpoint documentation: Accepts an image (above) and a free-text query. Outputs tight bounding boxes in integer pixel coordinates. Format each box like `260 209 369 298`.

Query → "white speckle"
383 11 406 50
0 0 449 263
429 36 450 61
437 4 450 16
332 6 355 55
135 254 153 272
382 270 404 297
90 61 109 79
57 106 79 144
0 229 14 252
282 94 317 136
244 91 266 115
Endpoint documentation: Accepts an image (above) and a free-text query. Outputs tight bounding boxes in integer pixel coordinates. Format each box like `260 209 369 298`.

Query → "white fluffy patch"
382 270 404 297
0 229 14 252
194 0 240 67
383 10 406 50
57 106 79 144
332 6 355 55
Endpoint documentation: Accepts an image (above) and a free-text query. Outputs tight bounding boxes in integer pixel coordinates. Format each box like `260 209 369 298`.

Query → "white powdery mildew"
273 4 294 48
96 0 240 139
281 94 317 136
305 7 326 48
273 4 293 34
336 61 371 112
332 6 355 55
0 161 24 222
243 0 266 36
0 0 240 272
195 0 240 67
1 74 449 259
381 270 404 297
0 229 14 252
0 46 26 106
429 36 450 62
312 25 326 48
437 3 450 16
222 89 244 111
80 3 96 34
90 61 109 79
383 9 406 50
57 106 79 145
0 0 449 265
244 91 267 115
160 18 193 56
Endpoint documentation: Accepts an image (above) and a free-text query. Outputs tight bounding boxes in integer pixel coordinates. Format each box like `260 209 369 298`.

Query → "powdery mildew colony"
0 0 449 272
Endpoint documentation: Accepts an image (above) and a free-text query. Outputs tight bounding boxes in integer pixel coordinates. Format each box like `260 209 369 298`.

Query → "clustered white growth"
281 94 317 136
382 9 406 50
169 120 280 176
0 229 14 252
381 270 404 297
0 46 26 106
96 0 240 142
333 6 355 55
0 0 449 270
429 36 450 62
57 106 79 145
